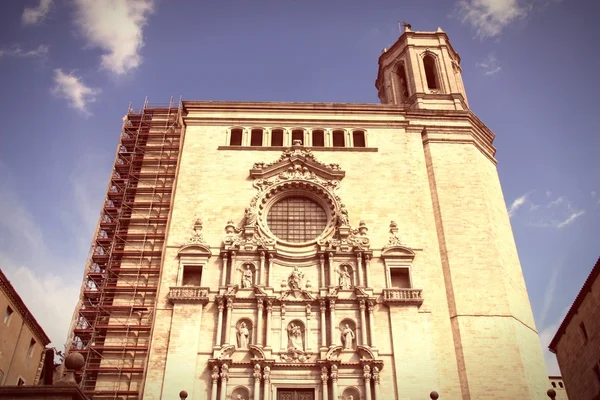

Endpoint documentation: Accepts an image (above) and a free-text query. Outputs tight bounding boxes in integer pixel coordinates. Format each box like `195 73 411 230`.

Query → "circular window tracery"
266 196 327 243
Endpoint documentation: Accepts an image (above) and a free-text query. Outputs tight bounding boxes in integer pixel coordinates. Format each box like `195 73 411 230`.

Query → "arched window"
396 64 409 101
230 128 242 146
423 54 439 90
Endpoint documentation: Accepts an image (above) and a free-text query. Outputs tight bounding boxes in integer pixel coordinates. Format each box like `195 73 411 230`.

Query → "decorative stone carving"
330 364 338 381
280 348 310 363
321 366 329 382
372 366 380 384
341 324 355 350
253 364 262 380
336 204 350 227
244 207 258 227
288 267 304 290
220 364 229 380
241 265 253 288
223 220 241 246
211 365 220 382
363 364 372 381
186 218 207 245
263 365 271 383
237 321 250 349
338 266 352 289
386 220 402 246
219 345 235 359
288 322 304 351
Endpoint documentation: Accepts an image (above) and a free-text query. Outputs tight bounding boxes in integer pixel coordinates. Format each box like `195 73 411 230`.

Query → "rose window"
266 196 327 243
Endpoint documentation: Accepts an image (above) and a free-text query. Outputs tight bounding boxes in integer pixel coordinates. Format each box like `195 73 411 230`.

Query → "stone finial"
358 220 368 235
402 22 412 32
225 220 236 234
59 352 85 385
430 392 439 400
547 389 556 399
179 390 188 399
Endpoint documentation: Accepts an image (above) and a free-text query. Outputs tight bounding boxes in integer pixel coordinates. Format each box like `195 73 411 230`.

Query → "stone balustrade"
168 286 210 304
382 288 423 305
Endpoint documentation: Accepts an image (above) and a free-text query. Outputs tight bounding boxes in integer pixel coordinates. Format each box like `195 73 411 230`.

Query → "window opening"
182 266 202 286
396 64 409 100
390 268 411 288
352 130 366 147
17 377 25 386
580 321 589 342
28 338 36 357
271 129 284 146
332 130 345 147
312 130 325 147
423 54 439 90
250 129 263 146
558 381 563 388
267 196 327 242
230 129 243 146
551 382 556 388
291 129 304 145
4 306 13 325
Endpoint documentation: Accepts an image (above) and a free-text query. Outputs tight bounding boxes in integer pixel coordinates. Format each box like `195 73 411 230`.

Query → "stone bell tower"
375 24 469 110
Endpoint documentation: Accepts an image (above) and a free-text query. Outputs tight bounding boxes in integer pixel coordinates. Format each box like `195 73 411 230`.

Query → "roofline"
0 268 51 345
549 257 600 352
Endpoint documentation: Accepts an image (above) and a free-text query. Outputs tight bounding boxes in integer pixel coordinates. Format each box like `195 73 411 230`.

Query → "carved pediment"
250 141 345 182
249 344 266 360
357 345 375 360
178 243 212 257
278 289 316 302
325 345 343 361
380 245 415 261
218 344 235 360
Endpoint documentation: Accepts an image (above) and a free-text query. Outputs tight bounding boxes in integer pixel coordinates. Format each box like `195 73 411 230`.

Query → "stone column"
210 366 219 400
363 365 372 400
253 364 262 400
356 252 364 287
260 252 266 286
221 253 229 287
367 301 376 348
359 300 367 346
328 252 335 287
224 298 233 345
256 299 264 346
372 366 381 400
280 305 287 350
364 255 371 288
229 251 236 285
263 366 271 400
320 367 329 400
319 301 327 348
265 300 273 347
329 299 336 347
305 304 312 351
319 255 325 288
267 254 274 287
216 298 224 346
330 365 338 400
220 364 229 400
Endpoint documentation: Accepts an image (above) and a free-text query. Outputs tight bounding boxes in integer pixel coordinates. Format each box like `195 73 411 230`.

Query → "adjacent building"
548 376 568 400
66 26 551 400
0 269 51 386
549 257 600 399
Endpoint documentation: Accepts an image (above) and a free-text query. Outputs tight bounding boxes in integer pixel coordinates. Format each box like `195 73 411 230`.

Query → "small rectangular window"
291 129 304 145
17 377 25 385
230 129 243 146
250 129 263 146
332 130 345 147
594 363 600 385
580 321 589 342
312 130 324 147
390 268 411 288
182 266 202 286
4 306 13 325
352 130 366 147
28 338 36 357
271 129 284 146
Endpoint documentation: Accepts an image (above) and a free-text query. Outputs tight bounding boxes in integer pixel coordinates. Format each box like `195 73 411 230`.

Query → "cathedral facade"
68 27 550 400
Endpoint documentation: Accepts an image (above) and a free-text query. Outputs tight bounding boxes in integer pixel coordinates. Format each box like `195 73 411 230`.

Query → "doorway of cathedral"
276 388 315 400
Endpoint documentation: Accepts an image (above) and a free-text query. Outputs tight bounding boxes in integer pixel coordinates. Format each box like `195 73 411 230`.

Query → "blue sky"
1 0 599 376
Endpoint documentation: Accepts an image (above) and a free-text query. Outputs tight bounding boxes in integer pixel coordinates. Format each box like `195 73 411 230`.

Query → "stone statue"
244 207 257 227
288 323 304 351
241 265 253 288
288 267 304 290
187 218 206 244
235 395 245 400
341 324 355 350
337 205 349 226
237 322 250 349
338 266 351 289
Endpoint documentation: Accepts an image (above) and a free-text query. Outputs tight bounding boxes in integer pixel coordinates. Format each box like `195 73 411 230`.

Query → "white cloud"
547 196 565 207
456 0 530 39
22 0 53 25
508 193 528 217
0 44 49 58
556 210 585 228
51 69 101 115
73 0 155 75
476 53 502 76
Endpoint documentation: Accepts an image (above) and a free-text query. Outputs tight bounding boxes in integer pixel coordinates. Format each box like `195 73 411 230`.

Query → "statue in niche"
241 265 253 288
341 324 355 350
235 395 245 400
288 267 304 290
244 207 257 227
237 321 250 349
288 323 304 351
337 204 349 227
338 266 352 289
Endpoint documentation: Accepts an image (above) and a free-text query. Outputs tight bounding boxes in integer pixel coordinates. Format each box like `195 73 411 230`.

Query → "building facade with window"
67 27 550 400
0 269 51 386
549 257 600 400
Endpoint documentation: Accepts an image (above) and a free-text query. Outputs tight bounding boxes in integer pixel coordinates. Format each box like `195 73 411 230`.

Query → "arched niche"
339 319 357 350
236 319 253 349
287 320 306 351
337 263 354 290
238 262 256 289
231 386 250 400
342 387 360 400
